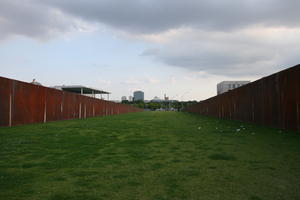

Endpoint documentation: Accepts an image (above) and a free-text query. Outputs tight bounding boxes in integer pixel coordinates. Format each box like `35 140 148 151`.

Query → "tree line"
121 100 198 111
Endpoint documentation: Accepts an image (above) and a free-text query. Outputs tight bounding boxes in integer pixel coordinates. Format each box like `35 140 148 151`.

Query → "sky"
0 0 299 101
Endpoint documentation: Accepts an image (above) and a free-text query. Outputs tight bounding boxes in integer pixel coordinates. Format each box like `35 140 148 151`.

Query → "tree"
147 102 161 110
121 100 130 104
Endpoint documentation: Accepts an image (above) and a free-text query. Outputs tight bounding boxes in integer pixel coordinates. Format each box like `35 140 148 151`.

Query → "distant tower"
164 93 169 101
133 91 144 101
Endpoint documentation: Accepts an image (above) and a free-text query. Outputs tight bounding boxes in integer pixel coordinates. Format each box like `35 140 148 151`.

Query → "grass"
0 111 300 200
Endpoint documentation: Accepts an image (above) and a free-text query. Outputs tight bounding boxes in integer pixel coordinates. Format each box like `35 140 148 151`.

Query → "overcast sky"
0 0 299 100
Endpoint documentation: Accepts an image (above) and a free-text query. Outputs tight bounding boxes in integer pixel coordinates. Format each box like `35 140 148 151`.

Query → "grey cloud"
157 51 276 76
0 0 81 40
2 0 300 38
1 0 299 77
143 30 300 76
42 0 300 33
140 48 160 56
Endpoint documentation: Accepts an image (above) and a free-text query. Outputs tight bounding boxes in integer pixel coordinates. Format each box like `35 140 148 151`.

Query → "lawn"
0 112 299 200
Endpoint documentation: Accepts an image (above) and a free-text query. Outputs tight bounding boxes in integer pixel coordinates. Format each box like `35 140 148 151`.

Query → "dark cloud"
2 0 300 38
42 0 300 33
1 0 299 76
0 0 82 40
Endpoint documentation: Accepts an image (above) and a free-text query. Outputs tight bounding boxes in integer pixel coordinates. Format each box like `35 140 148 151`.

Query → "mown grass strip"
0 112 299 200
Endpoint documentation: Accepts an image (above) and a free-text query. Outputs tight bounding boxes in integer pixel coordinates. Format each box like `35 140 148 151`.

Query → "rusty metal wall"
186 64 300 132
0 76 142 127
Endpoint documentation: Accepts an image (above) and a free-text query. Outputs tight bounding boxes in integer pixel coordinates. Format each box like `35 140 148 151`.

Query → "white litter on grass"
236 129 241 132
198 126 202 130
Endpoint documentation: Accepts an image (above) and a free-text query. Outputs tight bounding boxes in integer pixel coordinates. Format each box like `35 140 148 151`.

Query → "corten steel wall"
0 77 142 127
186 64 300 132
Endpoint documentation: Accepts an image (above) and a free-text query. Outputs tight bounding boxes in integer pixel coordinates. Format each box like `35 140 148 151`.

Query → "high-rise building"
133 91 144 101
217 81 250 95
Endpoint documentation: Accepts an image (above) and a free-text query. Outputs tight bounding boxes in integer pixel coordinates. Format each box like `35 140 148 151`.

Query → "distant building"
121 96 127 101
164 94 169 101
53 85 110 99
133 91 144 101
217 81 250 95
128 96 133 101
151 96 164 102
151 96 178 103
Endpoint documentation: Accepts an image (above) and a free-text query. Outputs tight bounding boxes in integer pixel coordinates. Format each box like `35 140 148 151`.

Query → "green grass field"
0 112 299 200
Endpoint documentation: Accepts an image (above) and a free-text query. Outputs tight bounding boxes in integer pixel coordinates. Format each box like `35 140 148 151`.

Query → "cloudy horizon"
0 0 299 101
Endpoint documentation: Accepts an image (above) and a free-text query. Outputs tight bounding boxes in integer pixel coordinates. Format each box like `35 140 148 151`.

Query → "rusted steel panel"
262 74 280 127
187 64 300 132
297 67 300 131
97 99 103 116
0 77 12 126
251 80 263 125
45 88 63 122
279 67 299 131
61 91 76 120
12 81 46 126
0 77 143 127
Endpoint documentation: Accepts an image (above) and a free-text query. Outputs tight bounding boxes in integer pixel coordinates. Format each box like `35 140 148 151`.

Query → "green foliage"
0 112 299 199
123 100 198 110
121 100 130 104
147 102 161 110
